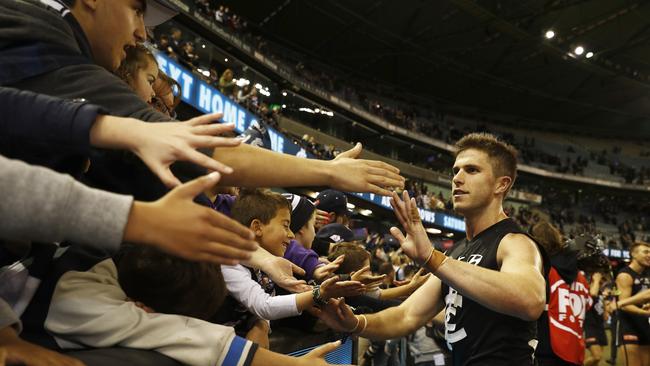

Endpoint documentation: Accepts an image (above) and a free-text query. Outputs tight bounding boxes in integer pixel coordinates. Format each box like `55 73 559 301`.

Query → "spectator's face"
152 77 175 110
296 212 317 249
75 0 146 71
452 149 500 216
131 58 159 103
257 208 294 257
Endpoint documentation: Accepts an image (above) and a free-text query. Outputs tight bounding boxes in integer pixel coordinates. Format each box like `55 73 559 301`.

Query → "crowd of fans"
153 25 282 130
188 0 650 186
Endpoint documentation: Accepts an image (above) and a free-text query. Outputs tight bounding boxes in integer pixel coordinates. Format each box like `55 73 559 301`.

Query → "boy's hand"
124 172 258 265
320 276 365 300
262 257 311 293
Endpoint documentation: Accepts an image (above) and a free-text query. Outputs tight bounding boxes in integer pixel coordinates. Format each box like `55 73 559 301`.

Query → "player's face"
632 244 650 268
451 149 498 215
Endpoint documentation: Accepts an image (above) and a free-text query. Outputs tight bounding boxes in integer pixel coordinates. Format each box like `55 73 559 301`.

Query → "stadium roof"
224 0 650 139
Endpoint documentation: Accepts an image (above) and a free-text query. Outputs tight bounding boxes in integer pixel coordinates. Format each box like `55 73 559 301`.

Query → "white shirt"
221 264 300 321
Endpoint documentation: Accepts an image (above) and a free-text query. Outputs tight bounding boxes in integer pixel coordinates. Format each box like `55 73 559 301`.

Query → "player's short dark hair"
630 241 649 254
455 132 518 195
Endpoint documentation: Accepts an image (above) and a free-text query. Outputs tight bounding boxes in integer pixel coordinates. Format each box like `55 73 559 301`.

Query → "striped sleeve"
219 336 259 366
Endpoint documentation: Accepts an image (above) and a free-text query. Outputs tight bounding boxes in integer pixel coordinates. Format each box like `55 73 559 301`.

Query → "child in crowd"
44 245 256 366
151 72 182 118
114 45 159 104
215 189 365 347
282 193 344 282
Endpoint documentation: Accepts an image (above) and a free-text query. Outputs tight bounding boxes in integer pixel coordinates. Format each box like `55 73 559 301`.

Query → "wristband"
420 248 448 272
356 314 368 335
348 315 361 333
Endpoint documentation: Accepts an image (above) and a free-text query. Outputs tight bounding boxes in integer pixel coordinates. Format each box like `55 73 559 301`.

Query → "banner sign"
351 192 466 232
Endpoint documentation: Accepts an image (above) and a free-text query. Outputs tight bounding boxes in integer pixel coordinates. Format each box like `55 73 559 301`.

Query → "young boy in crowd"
216 189 365 347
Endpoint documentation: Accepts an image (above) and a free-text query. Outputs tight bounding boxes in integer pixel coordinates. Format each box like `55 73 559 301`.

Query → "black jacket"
0 87 104 176
0 0 206 201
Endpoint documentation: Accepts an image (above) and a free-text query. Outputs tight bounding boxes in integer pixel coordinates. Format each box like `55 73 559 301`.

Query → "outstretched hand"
313 255 345 281
329 143 405 196
351 266 386 289
263 257 312 293
124 172 258 265
389 190 433 264
320 275 366 300
405 268 431 292
131 113 242 187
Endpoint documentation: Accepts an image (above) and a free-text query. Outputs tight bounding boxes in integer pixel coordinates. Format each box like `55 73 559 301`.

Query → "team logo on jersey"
457 254 483 266
444 287 467 349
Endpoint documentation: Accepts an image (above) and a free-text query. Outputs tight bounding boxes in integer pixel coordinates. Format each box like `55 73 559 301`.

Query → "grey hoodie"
0 154 133 331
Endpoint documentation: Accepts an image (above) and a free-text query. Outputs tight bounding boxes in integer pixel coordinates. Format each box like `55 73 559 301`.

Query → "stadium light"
545 30 555 39
574 46 584 55
426 228 442 235
224 58 229 62
585 51 594 59
282 91 287 96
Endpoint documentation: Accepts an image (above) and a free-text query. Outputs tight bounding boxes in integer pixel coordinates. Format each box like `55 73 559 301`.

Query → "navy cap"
315 189 351 216
312 223 354 257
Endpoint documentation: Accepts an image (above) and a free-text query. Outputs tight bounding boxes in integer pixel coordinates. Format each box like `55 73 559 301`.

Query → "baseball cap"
315 189 352 216
282 193 316 234
312 223 355 257
145 0 178 26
